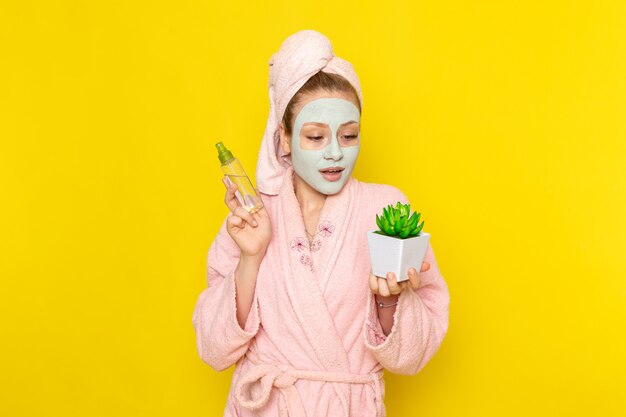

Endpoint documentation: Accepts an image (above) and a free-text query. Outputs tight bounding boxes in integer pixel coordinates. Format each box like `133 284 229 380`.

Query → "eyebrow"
302 120 359 127
341 120 359 127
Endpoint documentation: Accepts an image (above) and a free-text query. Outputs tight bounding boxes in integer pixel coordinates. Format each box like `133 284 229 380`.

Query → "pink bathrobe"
192 166 450 417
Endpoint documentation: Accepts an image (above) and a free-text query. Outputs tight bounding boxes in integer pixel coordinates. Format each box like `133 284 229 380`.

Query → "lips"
319 167 345 173
319 166 345 182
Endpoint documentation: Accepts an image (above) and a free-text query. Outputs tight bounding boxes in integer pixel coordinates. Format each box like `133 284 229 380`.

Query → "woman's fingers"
226 213 244 230
378 276 390 297
233 206 258 227
408 267 421 289
369 272 379 295
420 261 431 272
223 178 240 211
372 271 415 297
386 272 402 295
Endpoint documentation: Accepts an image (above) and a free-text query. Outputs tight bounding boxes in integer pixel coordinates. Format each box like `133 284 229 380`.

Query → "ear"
279 122 291 155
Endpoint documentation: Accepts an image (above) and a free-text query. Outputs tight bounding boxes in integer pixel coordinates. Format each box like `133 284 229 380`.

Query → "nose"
323 137 343 161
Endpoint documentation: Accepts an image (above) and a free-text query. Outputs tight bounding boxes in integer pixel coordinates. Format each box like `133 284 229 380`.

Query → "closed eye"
307 136 324 141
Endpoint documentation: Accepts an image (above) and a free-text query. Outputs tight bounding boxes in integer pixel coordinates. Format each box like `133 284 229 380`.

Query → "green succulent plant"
375 201 424 239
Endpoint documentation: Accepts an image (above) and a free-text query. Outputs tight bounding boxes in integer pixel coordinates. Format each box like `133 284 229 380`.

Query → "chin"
317 179 349 195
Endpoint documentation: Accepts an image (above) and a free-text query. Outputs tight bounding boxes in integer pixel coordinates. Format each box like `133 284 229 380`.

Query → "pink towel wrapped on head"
193 29 450 417
256 29 363 195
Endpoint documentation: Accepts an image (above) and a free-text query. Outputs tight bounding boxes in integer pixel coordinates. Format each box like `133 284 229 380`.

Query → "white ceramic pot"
366 230 431 282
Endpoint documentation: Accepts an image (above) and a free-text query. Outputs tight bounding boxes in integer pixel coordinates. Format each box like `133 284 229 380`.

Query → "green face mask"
291 98 361 195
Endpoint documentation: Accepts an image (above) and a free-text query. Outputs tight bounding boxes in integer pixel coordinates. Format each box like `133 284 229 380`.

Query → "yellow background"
1 1 625 416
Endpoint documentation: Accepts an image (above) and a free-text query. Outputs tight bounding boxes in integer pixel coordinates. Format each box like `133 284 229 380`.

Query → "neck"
292 171 326 215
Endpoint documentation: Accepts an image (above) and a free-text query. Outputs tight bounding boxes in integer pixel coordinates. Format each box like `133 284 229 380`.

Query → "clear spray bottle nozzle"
216 141 234 164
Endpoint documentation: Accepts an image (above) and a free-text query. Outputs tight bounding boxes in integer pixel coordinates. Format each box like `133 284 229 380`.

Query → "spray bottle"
216 142 263 214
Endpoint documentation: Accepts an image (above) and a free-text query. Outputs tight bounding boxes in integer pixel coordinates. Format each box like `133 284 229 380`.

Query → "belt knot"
234 359 385 417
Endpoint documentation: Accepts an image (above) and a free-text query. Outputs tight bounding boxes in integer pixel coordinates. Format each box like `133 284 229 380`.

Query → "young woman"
192 30 450 417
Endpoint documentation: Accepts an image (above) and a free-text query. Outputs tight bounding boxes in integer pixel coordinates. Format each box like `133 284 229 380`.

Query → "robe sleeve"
362 187 450 375
363 242 449 375
192 216 261 371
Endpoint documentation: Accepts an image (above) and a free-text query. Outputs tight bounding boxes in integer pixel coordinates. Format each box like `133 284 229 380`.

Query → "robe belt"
234 352 385 417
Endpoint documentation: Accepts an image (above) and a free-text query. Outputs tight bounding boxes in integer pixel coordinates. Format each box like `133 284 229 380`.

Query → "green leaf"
414 212 421 226
381 215 388 228
375 214 383 231
381 217 395 236
407 212 418 229
388 207 396 224
399 224 411 238
385 209 391 224
394 218 403 234
398 204 405 217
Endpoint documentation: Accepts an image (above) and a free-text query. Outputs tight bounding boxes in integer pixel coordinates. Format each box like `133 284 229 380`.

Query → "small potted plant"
367 202 431 282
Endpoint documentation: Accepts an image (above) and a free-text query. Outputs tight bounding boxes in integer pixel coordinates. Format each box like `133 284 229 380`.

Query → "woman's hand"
369 262 431 298
223 178 272 259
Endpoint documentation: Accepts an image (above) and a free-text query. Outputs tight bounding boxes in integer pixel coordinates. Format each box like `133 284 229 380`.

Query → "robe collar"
276 166 357 374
